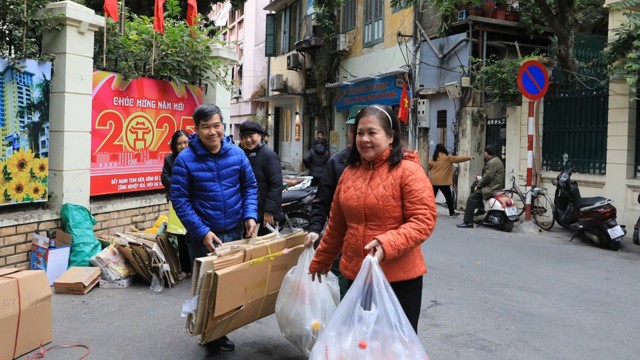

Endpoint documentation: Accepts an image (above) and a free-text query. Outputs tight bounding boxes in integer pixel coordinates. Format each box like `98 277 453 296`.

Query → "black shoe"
218 336 235 352
456 222 474 228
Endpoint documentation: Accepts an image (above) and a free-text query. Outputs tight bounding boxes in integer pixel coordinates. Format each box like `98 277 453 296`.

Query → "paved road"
20 210 640 359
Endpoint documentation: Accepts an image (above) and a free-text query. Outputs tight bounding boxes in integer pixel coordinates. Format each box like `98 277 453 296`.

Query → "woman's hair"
432 143 449 161
347 105 404 168
170 130 189 156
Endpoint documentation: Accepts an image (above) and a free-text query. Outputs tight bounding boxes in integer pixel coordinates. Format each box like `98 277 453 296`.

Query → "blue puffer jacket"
170 134 258 241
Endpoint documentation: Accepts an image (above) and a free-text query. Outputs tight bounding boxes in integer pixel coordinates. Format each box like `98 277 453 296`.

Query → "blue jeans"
188 226 243 266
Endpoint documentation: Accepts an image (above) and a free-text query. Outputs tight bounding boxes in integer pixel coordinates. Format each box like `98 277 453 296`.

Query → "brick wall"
0 203 168 268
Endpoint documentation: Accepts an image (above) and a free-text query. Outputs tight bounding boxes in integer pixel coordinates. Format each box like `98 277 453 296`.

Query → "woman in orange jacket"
309 105 437 333
428 143 473 217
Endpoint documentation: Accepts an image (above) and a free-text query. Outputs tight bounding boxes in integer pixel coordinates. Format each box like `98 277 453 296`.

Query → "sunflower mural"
0 150 48 205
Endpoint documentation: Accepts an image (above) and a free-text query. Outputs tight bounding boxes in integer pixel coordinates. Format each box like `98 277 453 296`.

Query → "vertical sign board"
0 58 52 206
91 71 204 196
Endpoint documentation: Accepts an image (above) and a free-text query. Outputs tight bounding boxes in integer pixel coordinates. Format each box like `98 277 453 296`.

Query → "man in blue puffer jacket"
171 104 257 352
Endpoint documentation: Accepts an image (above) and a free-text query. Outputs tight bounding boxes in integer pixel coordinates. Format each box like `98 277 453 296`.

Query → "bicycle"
503 169 555 231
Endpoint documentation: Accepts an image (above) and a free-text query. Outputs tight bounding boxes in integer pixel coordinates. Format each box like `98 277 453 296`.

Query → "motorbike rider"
457 144 505 229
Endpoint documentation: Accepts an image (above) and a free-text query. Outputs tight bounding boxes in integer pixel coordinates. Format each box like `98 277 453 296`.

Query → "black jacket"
161 153 176 201
308 146 351 234
303 139 330 178
243 143 285 222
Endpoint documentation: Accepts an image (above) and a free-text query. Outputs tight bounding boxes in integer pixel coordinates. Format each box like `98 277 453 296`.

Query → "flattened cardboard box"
53 267 101 295
187 232 303 337
196 233 307 344
0 268 52 360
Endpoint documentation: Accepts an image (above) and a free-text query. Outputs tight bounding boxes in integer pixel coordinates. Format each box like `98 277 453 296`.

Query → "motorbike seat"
578 196 609 208
282 189 312 203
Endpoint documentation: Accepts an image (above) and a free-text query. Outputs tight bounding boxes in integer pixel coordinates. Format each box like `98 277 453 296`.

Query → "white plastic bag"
309 255 429 360
275 247 339 356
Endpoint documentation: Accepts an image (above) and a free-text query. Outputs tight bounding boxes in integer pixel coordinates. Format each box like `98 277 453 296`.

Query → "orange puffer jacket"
310 147 437 283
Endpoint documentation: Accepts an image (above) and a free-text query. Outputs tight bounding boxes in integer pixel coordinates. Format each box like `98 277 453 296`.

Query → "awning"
325 69 408 88
264 0 297 12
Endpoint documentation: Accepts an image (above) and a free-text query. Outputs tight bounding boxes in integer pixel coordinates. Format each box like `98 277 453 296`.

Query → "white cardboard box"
99 277 133 289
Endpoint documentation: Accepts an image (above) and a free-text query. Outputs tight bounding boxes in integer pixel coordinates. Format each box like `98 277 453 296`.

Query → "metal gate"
486 117 506 162
542 34 609 175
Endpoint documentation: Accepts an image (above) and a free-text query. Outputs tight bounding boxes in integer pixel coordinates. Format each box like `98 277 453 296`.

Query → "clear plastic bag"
309 255 429 360
275 247 339 356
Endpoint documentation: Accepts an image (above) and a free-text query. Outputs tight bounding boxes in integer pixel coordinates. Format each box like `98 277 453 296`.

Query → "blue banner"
334 76 402 112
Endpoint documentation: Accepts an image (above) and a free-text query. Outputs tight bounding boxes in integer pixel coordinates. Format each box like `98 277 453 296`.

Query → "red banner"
90 71 203 196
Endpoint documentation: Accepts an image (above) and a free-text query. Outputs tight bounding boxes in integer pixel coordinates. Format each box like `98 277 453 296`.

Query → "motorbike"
553 169 625 251
472 177 519 232
280 186 316 231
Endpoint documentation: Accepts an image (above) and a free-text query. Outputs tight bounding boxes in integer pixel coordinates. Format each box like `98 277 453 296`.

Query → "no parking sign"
517 60 549 100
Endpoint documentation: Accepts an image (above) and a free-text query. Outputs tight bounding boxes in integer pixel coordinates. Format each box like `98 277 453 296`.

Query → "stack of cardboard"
29 230 72 285
99 232 181 288
186 231 307 344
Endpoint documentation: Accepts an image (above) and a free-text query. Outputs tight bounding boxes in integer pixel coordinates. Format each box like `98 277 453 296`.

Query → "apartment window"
341 0 356 32
276 2 300 55
364 0 383 47
437 110 447 146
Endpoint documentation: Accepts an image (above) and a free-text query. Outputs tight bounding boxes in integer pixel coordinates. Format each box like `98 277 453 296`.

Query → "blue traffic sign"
517 60 549 101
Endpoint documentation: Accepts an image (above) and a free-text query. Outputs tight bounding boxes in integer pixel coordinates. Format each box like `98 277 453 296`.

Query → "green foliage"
165 0 184 20
470 55 522 102
0 0 60 63
95 15 231 88
605 11 640 88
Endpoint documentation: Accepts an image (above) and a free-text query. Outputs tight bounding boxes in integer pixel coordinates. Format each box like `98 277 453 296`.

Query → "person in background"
171 104 258 352
316 131 325 141
305 115 357 298
303 134 330 187
239 120 284 236
428 143 473 217
309 105 437 333
161 130 191 278
457 144 505 229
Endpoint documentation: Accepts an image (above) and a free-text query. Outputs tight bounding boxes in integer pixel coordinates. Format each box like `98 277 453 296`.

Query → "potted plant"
483 0 496 18
494 2 506 20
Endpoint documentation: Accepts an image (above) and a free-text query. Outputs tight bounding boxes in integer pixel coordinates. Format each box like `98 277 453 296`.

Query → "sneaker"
450 213 460 218
218 336 235 352
456 222 474 228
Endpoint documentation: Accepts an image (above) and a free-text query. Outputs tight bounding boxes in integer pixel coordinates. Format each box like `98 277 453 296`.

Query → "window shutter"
265 14 276 57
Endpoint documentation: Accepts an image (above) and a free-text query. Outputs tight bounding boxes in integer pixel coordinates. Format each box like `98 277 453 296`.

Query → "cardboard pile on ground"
186 231 306 344
0 268 52 360
99 232 181 288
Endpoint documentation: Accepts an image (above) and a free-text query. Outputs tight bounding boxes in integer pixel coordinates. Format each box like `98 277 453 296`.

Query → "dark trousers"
347 275 423 333
463 190 484 224
433 185 456 216
311 176 322 187
176 234 192 274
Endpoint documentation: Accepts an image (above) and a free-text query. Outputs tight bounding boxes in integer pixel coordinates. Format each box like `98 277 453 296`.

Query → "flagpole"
119 0 126 34
151 33 156 76
103 22 107 68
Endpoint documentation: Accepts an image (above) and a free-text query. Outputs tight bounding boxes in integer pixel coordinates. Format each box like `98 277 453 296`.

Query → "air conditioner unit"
330 34 347 54
287 53 300 70
270 74 285 92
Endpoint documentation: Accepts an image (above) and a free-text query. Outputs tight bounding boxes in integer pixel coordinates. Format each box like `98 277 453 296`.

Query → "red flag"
104 0 119 21
398 84 410 125
154 0 165 34
187 0 198 27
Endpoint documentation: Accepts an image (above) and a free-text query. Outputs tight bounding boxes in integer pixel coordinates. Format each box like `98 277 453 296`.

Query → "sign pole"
517 59 549 222
526 101 534 220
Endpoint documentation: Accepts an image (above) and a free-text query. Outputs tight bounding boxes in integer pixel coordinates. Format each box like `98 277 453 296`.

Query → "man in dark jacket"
239 120 284 236
303 137 330 186
457 144 505 228
171 104 257 352
305 115 357 298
